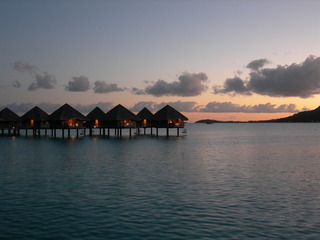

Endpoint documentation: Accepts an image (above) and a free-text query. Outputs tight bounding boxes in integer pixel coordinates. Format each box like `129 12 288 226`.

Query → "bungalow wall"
137 119 154 128
48 119 86 128
21 120 49 129
104 120 137 128
154 119 185 128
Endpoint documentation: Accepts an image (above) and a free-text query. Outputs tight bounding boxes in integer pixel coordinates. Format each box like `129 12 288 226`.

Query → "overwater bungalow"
20 106 49 136
0 107 20 135
136 107 154 135
20 106 48 128
153 105 188 136
45 103 89 138
86 107 108 136
105 104 140 136
86 107 107 128
137 107 154 128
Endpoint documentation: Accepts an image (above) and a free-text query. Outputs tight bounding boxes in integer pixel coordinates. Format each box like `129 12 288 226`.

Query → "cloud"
93 81 125 94
13 61 57 91
134 72 208 97
28 72 57 91
66 76 90 92
131 87 146 95
130 101 201 113
0 101 302 115
13 61 37 73
73 102 114 113
201 102 299 113
248 55 320 98
214 55 320 98
246 59 270 71
0 102 114 114
213 76 251 95
129 101 158 112
12 80 21 88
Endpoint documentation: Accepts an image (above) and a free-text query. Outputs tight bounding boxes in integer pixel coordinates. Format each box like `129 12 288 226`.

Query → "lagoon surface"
1 123 320 239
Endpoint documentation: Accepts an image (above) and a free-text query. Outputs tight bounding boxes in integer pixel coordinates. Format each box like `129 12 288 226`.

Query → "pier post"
166 127 169 137
177 128 179 136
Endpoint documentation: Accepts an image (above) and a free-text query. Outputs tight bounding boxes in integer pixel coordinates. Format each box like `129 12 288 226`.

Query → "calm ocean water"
1 123 320 239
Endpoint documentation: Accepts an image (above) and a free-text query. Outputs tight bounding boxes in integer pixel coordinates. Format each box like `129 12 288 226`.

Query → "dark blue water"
1 123 320 239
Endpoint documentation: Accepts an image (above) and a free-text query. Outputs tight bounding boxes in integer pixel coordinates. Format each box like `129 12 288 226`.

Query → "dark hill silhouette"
195 119 221 124
264 106 320 122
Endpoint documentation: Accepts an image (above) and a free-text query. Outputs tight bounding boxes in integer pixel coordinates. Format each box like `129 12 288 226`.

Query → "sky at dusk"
1 0 320 122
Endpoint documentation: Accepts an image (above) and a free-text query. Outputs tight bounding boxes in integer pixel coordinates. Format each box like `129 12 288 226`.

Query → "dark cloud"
135 72 208 97
13 61 37 73
246 59 270 71
0 101 302 115
12 80 21 88
129 101 157 112
201 102 299 113
66 76 90 92
131 87 146 95
0 102 114 115
130 101 201 113
214 55 320 98
248 55 320 98
13 61 57 91
73 102 114 113
156 101 200 112
28 72 57 91
213 77 251 95
93 81 125 94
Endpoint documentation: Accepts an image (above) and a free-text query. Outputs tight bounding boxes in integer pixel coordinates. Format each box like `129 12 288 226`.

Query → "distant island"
195 106 320 123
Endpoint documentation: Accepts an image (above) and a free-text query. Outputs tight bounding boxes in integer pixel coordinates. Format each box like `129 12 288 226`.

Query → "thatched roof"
86 107 107 121
46 103 89 121
0 107 20 122
105 104 140 121
153 105 188 121
137 107 154 120
20 106 48 121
